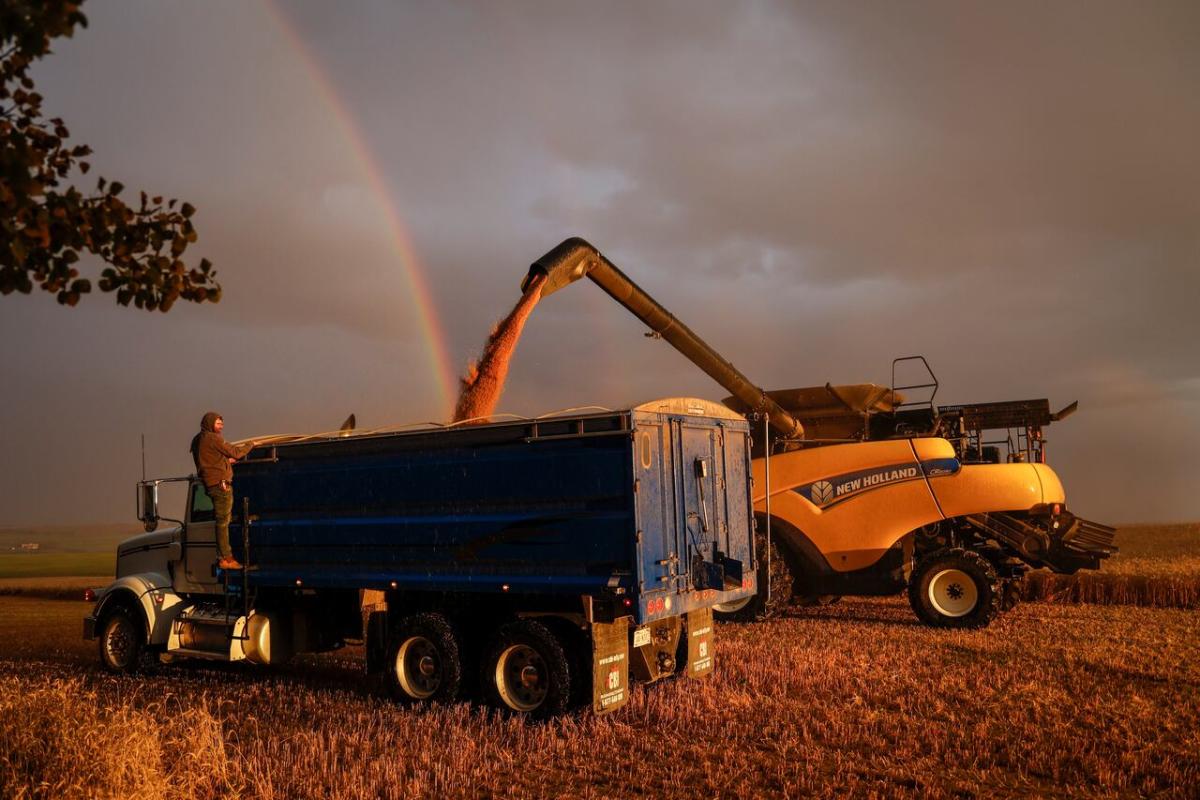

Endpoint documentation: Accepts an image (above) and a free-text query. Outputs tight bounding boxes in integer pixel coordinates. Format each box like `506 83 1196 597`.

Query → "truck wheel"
714 530 792 622
386 613 463 704
98 605 144 674
907 548 1000 629
481 619 571 718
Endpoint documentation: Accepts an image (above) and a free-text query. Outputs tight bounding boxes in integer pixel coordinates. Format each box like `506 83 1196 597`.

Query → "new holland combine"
523 238 1116 628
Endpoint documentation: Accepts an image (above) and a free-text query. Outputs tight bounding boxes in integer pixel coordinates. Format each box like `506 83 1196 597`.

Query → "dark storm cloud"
1 0 1197 525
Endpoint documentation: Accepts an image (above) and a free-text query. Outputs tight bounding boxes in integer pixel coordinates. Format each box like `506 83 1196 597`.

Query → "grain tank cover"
634 396 746 421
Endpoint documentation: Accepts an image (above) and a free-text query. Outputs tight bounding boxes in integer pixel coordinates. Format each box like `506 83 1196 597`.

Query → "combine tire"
385 613 463 704
907 548 1001 629
481 619 571 718
98 605 144 674
714 530 793 622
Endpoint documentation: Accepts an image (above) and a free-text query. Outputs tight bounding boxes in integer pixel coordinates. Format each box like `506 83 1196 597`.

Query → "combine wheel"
907 548 1001 629
386 613 463 704
714 530 793 622
481 619 572 718
98 605 144 674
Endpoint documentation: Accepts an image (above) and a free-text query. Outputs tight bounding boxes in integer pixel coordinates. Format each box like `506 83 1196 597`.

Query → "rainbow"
263 1 458 412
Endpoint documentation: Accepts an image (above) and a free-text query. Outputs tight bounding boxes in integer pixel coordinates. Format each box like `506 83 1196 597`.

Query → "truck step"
165 647 233 661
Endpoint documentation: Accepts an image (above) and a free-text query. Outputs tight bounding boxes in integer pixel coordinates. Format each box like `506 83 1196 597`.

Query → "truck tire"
481 619 571 718
386 613 463 704
907 548 1001 629
714 530 792 622
98 605 144 674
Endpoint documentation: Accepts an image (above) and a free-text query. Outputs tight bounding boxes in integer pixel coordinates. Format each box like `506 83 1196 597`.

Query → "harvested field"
2 593 1197 799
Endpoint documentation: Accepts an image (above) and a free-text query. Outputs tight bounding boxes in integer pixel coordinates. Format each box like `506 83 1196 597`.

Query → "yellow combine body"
753 439 1066 573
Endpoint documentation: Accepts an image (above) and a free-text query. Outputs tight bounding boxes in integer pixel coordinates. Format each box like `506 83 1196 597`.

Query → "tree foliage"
0 0 220 311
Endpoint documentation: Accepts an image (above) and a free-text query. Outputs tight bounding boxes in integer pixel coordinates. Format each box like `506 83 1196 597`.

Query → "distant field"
0 522 139 554
0 552 116 580
1 594 1195 799
1105 522 1200 574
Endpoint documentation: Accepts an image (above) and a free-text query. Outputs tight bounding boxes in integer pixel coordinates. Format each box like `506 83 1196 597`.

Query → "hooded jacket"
190 412 253 490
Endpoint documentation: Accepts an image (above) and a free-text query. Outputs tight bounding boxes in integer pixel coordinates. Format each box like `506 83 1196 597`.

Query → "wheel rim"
495 644 548 712
927 568 979 618
395 636 441 699
713 596 752 614
104 616 135 668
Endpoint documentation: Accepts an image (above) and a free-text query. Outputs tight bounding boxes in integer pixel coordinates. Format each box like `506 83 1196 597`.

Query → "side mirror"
138 481 159 532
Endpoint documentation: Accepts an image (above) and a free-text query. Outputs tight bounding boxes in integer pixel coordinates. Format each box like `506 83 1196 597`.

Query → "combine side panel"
750 440 944 573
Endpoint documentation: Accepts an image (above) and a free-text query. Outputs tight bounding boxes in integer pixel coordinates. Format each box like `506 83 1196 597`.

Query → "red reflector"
83 589 96 602
1052 504 1062 515
622 597 633 607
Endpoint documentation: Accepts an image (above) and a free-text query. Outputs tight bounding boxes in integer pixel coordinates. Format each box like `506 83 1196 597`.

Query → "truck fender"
92 573 185 647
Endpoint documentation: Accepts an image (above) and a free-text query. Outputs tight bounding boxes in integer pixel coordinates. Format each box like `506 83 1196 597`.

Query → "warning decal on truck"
686 607 714 679
592 617 630 713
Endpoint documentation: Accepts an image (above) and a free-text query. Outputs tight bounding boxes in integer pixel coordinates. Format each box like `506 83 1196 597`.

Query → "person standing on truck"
190 412 256 570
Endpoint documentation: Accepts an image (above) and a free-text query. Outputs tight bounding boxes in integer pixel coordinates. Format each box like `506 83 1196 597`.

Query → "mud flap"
686 607 714 679
591 617 630 714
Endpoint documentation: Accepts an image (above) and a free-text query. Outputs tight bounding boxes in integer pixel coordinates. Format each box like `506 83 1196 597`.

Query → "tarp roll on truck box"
88 397 758 717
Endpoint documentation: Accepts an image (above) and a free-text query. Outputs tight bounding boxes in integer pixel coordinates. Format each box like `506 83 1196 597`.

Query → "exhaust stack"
523 237 804 441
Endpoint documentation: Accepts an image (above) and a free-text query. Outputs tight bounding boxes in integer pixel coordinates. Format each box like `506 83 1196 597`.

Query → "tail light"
83 588 96 602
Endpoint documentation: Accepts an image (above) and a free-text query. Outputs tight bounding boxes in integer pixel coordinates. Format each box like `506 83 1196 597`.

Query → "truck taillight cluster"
646 596 671 614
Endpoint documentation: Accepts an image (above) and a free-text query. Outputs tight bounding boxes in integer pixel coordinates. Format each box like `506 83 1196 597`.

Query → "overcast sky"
2 0 1197 527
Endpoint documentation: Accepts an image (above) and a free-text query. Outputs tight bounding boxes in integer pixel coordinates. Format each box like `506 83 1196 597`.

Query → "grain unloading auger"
524 237 1117 628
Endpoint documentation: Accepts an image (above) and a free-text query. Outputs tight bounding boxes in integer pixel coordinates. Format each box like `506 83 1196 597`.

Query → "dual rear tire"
384 613 575 717
385 613 464 704
480 619 573 718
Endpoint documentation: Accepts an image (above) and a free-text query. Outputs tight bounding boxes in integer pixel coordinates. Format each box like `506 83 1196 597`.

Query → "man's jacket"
191 412 253 490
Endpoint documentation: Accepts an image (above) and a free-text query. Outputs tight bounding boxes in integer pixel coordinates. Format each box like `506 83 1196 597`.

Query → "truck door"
178 480 222 593
674 420 726 585
633 422 676 594
718 425 753 569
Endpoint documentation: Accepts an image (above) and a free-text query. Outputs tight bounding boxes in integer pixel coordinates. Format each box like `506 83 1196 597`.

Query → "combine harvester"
523 238 1117 628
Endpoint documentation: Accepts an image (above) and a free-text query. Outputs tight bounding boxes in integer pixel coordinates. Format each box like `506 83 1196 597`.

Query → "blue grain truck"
84 398 756 716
